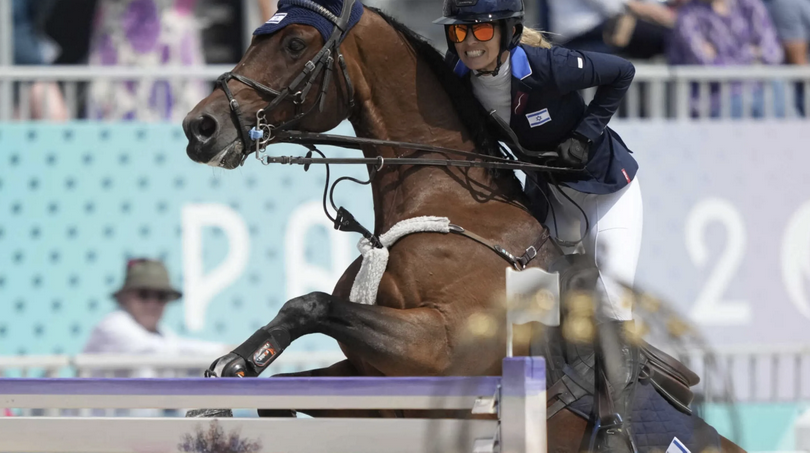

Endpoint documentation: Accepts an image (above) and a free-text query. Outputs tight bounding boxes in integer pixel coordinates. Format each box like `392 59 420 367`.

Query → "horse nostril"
192 114 219 142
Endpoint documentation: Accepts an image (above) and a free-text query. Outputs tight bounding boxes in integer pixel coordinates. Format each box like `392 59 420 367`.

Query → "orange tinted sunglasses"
447 23 496 43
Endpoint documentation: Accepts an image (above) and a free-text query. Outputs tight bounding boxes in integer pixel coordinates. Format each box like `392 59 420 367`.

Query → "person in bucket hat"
83 259 226 361
110 259 182 332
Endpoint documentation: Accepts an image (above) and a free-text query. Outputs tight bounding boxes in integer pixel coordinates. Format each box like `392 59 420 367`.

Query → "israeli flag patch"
267 13 287 24
666 437 690 453
526 108 552 128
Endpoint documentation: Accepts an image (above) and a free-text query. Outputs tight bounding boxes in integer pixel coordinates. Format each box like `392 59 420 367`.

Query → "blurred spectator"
83 259 227 366
765 0 809 115
547 0 677 59
86 0 277 121
86 0 209 121
668 0 784 117
605 1 684 58
43 0 98 65
12 0 69 120
766 0 810 63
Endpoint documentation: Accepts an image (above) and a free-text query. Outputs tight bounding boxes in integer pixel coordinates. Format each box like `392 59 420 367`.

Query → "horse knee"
279 292 330 332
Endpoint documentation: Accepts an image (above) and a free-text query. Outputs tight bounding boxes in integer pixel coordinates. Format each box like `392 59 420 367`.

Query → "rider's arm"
549 48 635 142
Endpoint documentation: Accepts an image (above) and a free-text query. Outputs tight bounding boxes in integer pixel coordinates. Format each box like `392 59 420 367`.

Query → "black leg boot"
593 320 640 453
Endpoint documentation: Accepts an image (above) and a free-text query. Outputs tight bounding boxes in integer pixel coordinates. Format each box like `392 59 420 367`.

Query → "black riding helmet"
433 0 524 75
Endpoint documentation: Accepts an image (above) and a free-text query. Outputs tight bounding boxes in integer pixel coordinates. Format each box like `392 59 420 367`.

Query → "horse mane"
368 7 504 160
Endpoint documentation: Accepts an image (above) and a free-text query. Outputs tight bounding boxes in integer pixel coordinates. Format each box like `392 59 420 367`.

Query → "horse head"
183 0 359 169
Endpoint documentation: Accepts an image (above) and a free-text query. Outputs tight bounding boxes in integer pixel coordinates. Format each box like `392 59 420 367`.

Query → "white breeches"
545 176 643 321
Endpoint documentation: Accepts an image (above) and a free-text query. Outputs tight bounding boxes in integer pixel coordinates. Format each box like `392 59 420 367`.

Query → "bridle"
216 0 358 161
213 0 585 257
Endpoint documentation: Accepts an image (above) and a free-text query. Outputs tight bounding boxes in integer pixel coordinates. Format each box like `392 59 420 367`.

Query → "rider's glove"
556 134 591 168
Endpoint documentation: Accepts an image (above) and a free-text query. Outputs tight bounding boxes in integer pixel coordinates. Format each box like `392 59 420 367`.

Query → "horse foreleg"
258 360 384 418
253 291 469 377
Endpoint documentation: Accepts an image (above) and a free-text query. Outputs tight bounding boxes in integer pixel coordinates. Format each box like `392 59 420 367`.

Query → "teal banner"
0 122 371 356
3 121 810 356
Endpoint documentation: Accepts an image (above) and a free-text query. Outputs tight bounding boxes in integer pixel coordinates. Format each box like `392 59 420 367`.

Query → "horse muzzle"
183 112 245 169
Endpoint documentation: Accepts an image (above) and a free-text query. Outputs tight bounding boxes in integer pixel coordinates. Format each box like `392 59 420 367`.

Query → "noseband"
215 0 357 165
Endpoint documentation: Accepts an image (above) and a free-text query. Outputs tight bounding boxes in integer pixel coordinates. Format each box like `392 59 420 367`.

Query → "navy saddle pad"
568 380 723 452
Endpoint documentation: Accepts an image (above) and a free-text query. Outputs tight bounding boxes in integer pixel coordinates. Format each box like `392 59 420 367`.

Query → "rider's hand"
556 135 591 168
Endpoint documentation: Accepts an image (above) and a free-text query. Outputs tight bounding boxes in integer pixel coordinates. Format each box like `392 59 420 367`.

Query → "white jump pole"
500 356 547 453
0 356 546 453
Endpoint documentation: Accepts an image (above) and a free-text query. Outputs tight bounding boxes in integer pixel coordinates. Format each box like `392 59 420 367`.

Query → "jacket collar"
453 45 533 80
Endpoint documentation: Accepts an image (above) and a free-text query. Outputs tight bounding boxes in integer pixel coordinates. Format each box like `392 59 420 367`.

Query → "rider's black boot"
594 320 639 453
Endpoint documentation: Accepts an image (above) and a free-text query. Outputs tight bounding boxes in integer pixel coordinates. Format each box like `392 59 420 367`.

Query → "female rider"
435 0 643 447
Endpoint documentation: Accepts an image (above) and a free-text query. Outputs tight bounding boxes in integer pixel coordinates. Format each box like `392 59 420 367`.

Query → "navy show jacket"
449 44 639 195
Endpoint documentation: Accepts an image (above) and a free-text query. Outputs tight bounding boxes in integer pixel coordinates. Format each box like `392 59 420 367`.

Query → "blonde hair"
520 27 553 49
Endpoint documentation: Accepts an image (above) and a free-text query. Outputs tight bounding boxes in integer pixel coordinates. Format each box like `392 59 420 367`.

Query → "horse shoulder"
378 232 511 313
332 255 362 300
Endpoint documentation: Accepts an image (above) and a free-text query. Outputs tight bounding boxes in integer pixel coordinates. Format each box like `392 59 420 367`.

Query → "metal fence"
2 64 810 122
676 344 810 404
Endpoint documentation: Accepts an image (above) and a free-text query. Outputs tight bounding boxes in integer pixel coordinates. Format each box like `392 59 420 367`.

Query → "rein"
257 130 580 172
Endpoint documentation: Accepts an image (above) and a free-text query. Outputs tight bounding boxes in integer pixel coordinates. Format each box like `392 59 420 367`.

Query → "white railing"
0 351 347 417
0 65 232 121
1 345 809 406
615 65 810 120
677 344 810 404
0 357 546 453
0 350 345 378
2 64 810 121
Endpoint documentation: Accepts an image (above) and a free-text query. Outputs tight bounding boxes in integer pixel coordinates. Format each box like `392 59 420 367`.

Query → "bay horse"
182 1 745 451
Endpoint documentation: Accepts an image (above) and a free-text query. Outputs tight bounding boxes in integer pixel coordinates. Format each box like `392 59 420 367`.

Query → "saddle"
544 339 699 419
639 342 700 414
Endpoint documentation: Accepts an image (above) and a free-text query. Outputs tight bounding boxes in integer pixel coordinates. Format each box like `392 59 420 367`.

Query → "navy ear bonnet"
254 0 365 42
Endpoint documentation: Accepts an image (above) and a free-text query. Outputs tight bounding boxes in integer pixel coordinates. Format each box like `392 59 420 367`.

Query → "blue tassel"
249 128 264 140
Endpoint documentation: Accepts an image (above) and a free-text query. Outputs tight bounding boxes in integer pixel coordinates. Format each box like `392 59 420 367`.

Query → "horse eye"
287 39 306 54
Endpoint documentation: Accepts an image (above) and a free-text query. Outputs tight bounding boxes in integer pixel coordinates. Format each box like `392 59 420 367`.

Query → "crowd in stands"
542 0 808 117
10 0 277 121
6 0 810 119
543 0 807 68
9 0 810 117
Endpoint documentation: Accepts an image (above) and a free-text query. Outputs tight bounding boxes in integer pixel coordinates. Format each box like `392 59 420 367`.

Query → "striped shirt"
668 0 784 66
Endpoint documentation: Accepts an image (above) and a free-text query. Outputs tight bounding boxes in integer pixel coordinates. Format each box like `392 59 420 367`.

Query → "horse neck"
344 16 516 233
